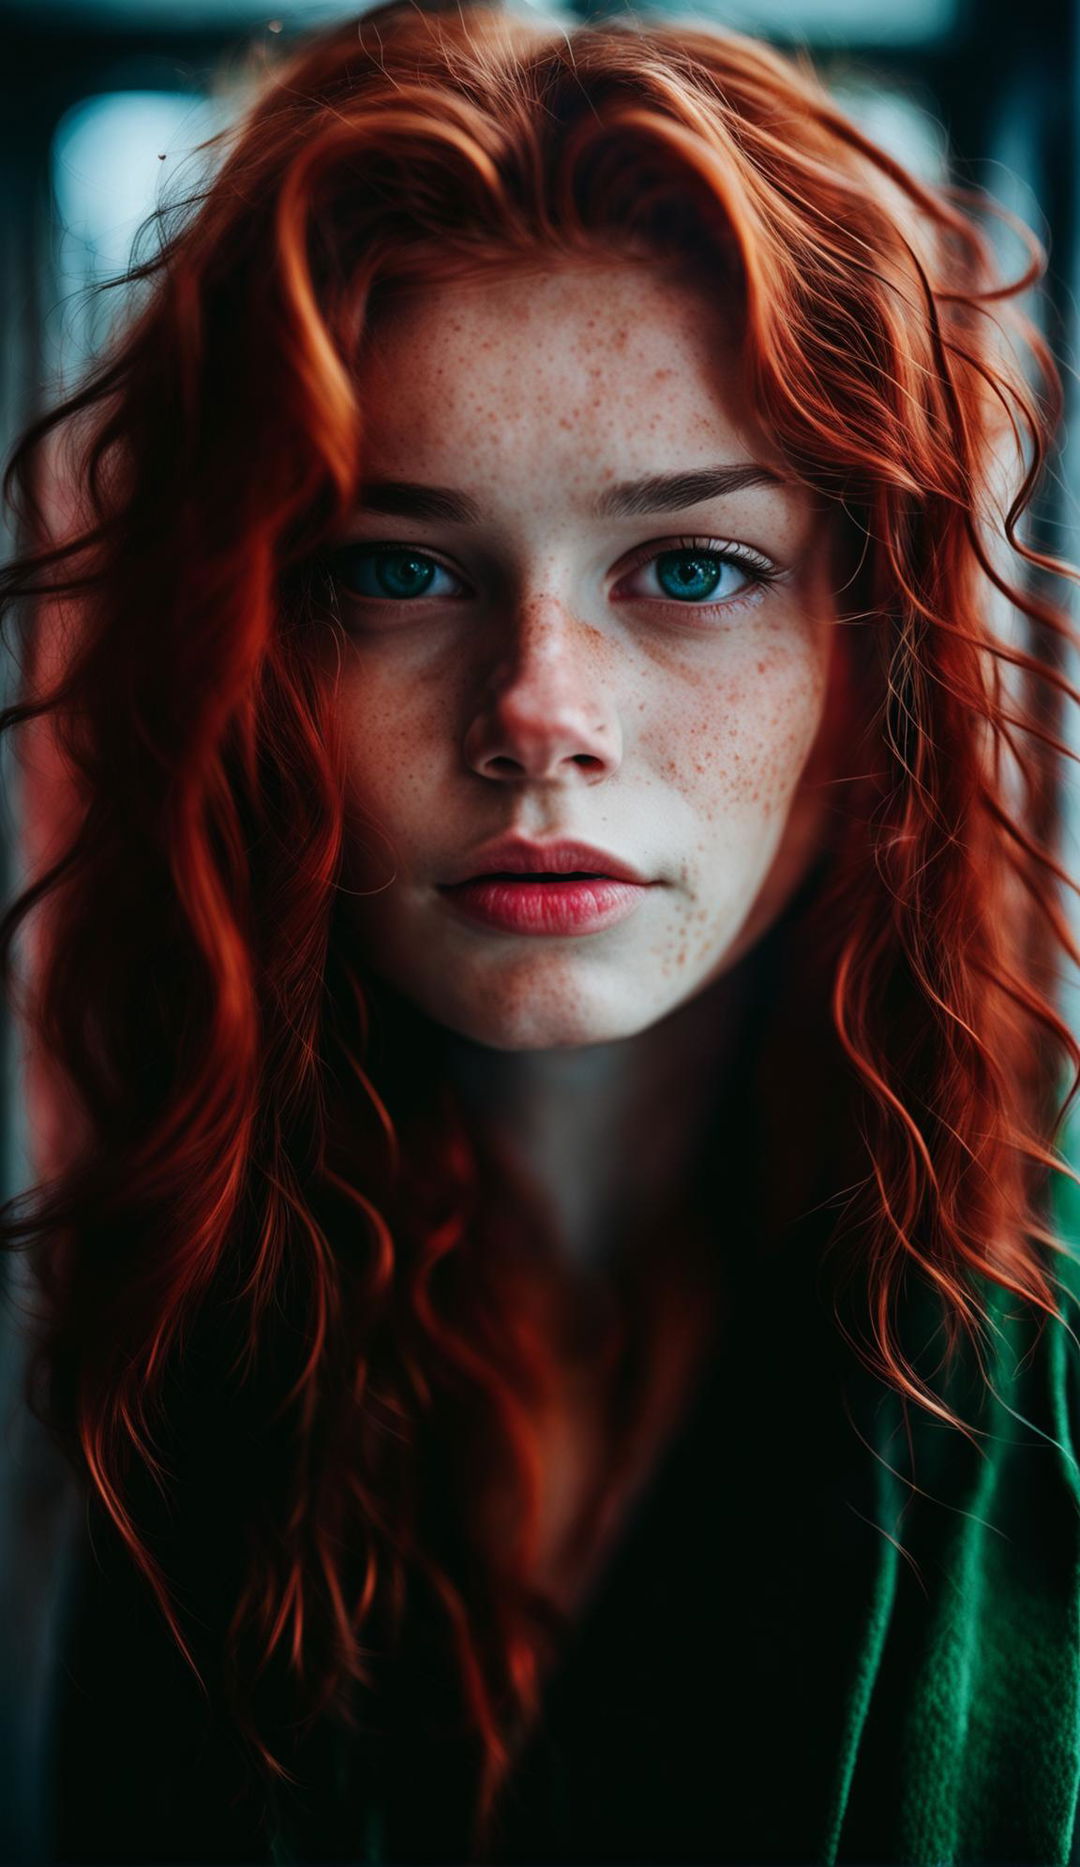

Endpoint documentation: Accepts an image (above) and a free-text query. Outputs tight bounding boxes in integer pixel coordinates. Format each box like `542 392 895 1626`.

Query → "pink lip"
442 837 651 887
440 876 649 936
438 837 655 937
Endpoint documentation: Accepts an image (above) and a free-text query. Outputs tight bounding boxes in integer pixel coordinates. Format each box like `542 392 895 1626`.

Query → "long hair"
2 0 1079 1846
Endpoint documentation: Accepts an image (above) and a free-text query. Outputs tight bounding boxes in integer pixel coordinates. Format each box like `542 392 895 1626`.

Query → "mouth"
471 869 608 882
441 837 652 888
434 836 655 935
437 867 652 937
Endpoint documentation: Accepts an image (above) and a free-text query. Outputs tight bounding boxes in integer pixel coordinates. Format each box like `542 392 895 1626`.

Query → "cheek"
340 668 452 824
647 633 829 826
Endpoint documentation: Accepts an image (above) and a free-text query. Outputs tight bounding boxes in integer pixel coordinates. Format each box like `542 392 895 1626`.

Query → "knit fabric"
830 1164 1080 1866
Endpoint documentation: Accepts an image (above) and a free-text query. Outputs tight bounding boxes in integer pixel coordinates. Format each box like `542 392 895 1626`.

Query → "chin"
404 961 670 1052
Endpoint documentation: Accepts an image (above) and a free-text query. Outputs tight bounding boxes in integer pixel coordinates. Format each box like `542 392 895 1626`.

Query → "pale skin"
324 254 858 1610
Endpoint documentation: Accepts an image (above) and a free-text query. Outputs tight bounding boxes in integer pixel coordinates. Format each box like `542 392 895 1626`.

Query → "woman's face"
328 257 854 1050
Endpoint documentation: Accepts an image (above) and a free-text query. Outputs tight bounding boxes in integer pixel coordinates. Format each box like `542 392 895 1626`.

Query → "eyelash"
323 534 781 622
620 535 780 615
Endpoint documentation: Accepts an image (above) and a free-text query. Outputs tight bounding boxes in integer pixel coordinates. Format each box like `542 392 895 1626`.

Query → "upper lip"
441 837 652 887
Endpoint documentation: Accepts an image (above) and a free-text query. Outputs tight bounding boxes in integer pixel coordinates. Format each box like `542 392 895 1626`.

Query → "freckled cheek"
340 678 453 822
645 647 827 819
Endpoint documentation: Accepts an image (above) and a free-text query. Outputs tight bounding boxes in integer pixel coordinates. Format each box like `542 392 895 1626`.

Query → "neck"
442 952 763 1278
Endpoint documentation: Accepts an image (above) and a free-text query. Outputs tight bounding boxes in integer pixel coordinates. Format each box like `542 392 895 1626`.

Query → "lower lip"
438 876 651 936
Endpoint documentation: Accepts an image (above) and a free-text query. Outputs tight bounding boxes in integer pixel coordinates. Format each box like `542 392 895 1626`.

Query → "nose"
463 597 622 785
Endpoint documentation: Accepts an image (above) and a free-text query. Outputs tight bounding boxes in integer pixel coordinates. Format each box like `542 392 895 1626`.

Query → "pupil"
657 550 723 602
377 551 436 598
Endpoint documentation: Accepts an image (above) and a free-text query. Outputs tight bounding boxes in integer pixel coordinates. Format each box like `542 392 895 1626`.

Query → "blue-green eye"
329 545 461 601
651 548 753 604
323 535 775 620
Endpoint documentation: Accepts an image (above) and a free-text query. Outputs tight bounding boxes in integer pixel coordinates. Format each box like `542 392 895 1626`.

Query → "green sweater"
824 1165 1080 1867
827 1217 1080 1863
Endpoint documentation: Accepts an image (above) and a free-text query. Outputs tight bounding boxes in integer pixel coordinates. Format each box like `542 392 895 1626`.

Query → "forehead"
354 258 779 482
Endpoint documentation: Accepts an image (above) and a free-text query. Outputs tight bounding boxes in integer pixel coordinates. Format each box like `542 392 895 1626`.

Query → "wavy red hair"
2 0 1080 1848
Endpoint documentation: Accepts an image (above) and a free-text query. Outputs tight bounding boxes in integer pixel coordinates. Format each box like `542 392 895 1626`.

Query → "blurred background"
0 0 1075 1858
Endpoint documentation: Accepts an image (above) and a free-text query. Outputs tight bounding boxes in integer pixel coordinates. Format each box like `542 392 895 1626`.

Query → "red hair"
2 0 1080 1847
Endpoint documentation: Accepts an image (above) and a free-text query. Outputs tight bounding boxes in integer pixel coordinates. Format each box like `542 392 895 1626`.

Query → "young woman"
3 1 1080 1861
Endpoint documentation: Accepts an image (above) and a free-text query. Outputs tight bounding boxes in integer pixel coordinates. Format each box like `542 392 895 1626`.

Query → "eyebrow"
355 463 787 525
